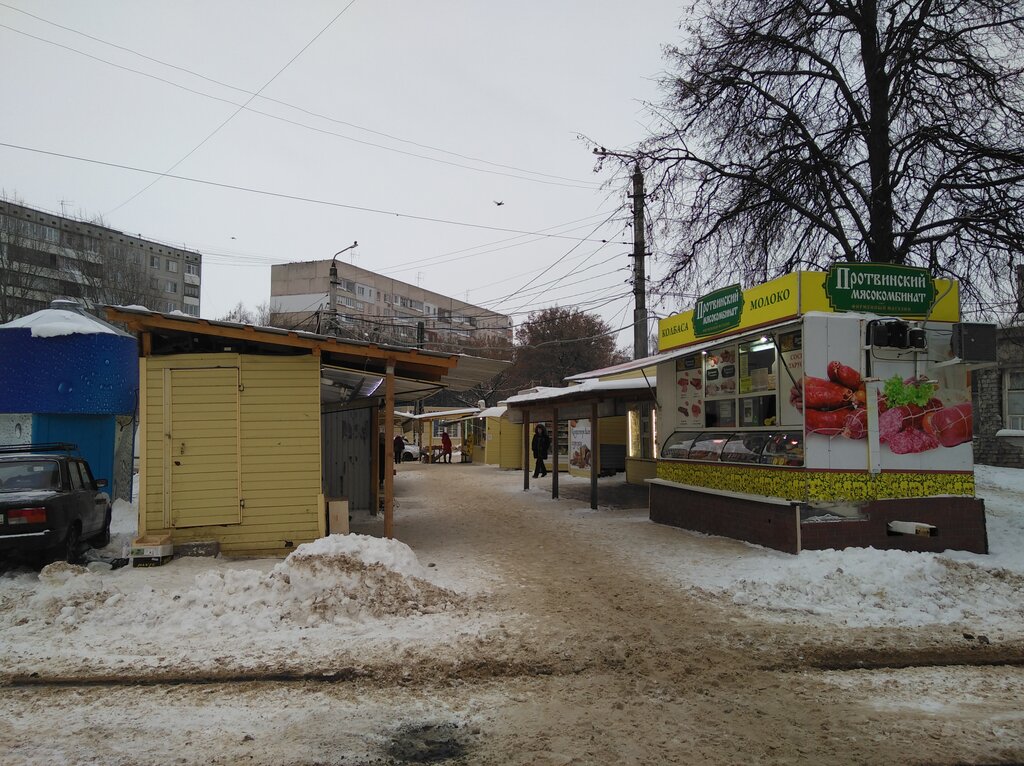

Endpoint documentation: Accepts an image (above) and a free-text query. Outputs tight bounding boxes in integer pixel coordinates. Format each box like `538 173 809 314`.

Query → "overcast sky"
0 1 685 349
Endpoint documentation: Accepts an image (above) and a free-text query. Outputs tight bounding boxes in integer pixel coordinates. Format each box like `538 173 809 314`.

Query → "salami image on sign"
825 264 936 316
693 284 743 337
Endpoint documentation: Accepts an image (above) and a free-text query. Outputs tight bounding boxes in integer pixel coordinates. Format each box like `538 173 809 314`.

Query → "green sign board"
693 284 744 337
825 264 936 316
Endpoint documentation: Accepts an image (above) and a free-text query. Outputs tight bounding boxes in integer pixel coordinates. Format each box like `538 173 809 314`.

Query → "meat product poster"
569 419 593 474
802 314 973 472
675 355 704 428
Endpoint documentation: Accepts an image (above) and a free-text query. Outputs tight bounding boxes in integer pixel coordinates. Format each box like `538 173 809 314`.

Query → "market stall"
579 267 994 553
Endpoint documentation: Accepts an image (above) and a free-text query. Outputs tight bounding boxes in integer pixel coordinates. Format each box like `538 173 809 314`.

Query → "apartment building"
270 259 512 348
0 199 202 322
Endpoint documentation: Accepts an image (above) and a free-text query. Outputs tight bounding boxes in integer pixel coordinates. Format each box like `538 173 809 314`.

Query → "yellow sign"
658 271 960 352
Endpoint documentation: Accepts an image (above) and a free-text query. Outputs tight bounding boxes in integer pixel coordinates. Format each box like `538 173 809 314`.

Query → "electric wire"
0 19 599 190
103 0 359 215
0 141 629 244
0 2 601 188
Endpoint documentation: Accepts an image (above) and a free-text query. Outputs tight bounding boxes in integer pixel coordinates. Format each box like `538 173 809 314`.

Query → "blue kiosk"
0 300 138 501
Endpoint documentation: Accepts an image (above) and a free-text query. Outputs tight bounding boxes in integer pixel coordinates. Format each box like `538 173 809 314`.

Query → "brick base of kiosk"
649 482 988 554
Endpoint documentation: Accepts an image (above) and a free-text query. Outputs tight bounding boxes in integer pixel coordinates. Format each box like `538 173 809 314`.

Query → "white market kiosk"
589 267 991 554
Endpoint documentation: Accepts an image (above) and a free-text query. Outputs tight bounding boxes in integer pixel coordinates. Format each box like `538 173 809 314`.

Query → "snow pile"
0 535 461 641
176 534 458 628
26 563 117 627
727 548 1024 627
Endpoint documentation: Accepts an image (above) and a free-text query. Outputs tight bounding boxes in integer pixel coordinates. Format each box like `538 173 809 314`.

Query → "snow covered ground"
1 464 1022 681
504 463 1024 633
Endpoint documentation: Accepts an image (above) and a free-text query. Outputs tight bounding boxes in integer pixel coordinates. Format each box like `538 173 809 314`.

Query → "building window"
1006 371 1024 429
165 281 178 293
150 255 161 268
184 304 199 317
432 421 461 438
185 263 200 276
166 259 178 273
184 284 200 298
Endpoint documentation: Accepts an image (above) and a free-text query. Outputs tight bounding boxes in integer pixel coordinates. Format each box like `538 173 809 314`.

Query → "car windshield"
0 460 61 491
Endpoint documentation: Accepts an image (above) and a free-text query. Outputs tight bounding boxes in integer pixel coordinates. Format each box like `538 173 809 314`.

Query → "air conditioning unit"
951 323 997 363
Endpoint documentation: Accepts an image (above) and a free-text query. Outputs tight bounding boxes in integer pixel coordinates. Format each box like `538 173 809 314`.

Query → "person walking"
441 431 453 463
393 433 405 466
532 423 551 478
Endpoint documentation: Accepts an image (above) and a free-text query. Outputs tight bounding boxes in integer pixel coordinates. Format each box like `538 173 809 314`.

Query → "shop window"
1007 371 1024 429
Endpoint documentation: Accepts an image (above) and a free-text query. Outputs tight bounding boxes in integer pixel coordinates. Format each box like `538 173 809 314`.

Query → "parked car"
0 445 112 565
402 443 421 462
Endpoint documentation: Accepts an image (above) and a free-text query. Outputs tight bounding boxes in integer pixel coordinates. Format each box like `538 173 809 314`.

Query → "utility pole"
630 164 648 359
594 149 648 360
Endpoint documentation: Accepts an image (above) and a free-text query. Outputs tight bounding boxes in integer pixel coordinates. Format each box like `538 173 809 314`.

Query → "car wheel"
89 506 112 548
62 522 82 565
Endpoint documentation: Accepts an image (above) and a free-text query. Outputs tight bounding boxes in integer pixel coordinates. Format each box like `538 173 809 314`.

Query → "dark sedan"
0 451 112 565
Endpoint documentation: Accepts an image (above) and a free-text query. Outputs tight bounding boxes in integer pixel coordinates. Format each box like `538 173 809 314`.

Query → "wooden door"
167 367 241 527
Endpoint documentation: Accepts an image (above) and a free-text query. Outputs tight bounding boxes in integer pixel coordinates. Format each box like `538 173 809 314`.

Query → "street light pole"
327 241 358 336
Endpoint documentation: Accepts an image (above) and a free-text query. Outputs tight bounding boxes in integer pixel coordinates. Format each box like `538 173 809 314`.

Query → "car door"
71 460 106 537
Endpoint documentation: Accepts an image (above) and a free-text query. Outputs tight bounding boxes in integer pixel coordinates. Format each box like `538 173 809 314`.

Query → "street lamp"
327 241 358 334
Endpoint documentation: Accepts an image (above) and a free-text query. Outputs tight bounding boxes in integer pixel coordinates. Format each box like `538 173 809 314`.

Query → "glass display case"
661 431 700 459
686 432 730 461
761 432 805 466
721 432 774 463
660 430 805 467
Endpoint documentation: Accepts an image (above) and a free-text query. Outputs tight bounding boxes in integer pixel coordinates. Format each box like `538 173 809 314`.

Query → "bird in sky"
493 200 505 206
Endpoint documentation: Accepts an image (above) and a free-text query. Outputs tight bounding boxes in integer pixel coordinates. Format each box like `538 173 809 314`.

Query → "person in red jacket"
440 431 453 463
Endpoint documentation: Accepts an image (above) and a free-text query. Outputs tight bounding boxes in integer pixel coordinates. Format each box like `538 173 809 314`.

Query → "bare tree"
508 307 628 391
0 211 54 322
218 301 276 325
638 0 1024 315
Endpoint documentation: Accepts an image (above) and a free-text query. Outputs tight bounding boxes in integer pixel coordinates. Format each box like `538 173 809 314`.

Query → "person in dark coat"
393 434 405 465
531 423 551 478
441 431 453 463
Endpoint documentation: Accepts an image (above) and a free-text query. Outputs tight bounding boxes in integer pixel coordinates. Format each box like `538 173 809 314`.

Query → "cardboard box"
130 534 173 566
328 499 349 535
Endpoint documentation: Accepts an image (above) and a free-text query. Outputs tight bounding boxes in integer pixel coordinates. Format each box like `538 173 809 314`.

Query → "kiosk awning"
565 319 801 382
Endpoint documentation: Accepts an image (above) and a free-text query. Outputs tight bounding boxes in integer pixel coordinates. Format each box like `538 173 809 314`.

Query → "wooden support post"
590 401 598 510
551 407 559 499
384 359 396 539
523 410 531 491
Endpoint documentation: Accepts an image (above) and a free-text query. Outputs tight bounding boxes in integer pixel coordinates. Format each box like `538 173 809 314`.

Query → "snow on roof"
478 405 507 419
409 407 481 419
503 376 656 406
1 308 118 338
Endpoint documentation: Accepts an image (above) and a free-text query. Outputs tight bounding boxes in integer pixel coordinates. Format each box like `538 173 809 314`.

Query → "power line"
488 213 621 315
0 11 601 189
103 0 359 214
0 141 630 244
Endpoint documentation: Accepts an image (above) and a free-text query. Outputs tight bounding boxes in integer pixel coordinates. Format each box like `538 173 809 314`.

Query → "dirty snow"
2 463 1024 680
